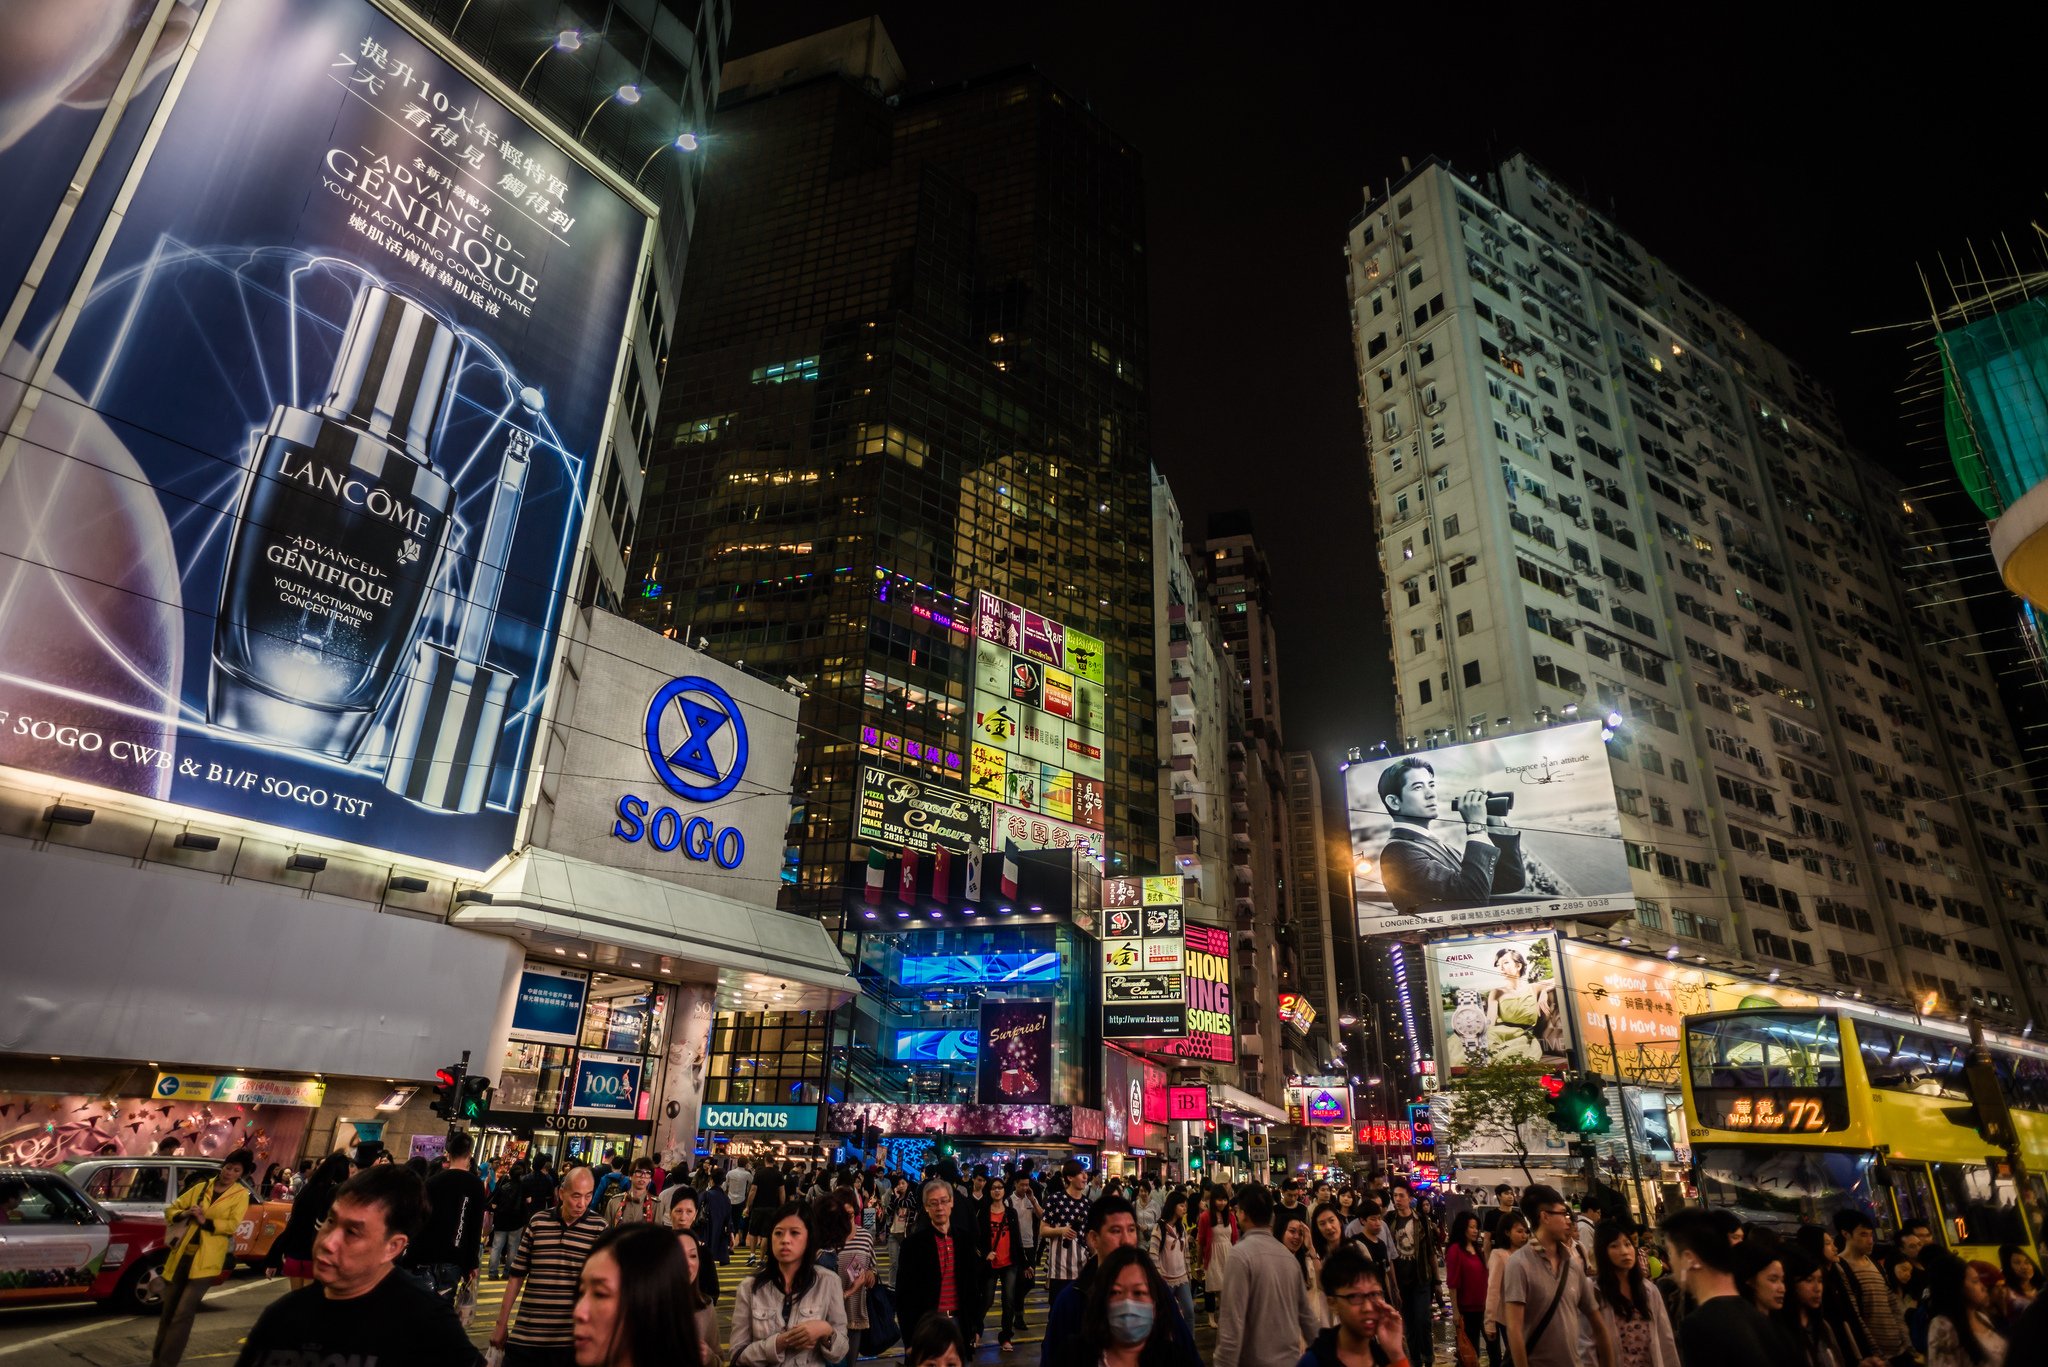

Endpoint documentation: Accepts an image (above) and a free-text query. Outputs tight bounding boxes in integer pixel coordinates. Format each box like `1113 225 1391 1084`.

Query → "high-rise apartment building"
1282 749 1344 1056
1344 155 2048 1026
1155 474 1232 923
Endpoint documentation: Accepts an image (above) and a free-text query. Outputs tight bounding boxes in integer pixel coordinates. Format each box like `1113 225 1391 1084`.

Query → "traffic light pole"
1601 1013 1651 1223
1967 1018 2041 1250
451 1049 470 1140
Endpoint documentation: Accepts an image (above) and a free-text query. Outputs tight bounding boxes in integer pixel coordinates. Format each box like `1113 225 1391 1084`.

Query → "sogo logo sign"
613 676 750 867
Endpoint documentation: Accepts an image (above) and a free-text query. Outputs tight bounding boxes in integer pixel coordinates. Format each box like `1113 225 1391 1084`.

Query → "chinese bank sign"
0 0 644 869
968 591 1107 838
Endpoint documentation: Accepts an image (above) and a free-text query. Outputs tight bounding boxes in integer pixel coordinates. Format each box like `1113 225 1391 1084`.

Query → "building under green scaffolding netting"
1942 294 2048 519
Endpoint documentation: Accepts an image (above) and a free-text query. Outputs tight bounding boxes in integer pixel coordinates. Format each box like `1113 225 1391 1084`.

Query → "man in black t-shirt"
236 1165 480 1367
404 1131 489 1298
1661 1207 1792 1367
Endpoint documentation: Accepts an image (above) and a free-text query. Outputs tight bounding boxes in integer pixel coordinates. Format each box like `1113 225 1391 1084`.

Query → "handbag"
860 1280 901 1355
1455 1316 1480 1367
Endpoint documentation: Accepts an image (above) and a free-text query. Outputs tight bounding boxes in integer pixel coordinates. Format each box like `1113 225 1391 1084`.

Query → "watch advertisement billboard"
969 590 1107 836
976 1000 1053 1106
1427 933 1575 1077
0 0 645 870
1345 722 1632 936
858 767 992 855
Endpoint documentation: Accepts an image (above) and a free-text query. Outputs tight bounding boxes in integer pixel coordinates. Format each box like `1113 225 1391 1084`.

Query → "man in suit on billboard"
1375 757 1526 911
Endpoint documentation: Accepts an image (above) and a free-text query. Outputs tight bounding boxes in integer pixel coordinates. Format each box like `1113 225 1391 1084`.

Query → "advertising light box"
977 1000 1053 1106
894 1029 978 1062
857 767 993 855
1346 721 1634 935
969 591 1107 838
510 964 588 1045
899 951 1061 985
1168 1085 1209 1121
0 0 645 869
1427 932 1574 1078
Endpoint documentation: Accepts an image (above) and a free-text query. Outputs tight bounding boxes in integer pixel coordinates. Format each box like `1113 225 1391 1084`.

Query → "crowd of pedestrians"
129 1140 2048 1367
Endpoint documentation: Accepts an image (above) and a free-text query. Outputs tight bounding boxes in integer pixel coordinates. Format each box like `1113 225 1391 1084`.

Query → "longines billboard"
1345 721 1633 936
0 0 646 869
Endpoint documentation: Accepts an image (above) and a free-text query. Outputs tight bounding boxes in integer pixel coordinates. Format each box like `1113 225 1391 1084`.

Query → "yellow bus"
1679 1003 2047 1260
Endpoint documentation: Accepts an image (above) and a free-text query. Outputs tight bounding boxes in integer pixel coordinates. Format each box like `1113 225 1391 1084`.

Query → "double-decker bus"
1679 1003 2047 1259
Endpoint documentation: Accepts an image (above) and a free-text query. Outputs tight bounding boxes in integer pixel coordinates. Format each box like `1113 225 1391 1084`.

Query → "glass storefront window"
580 976 667 1054
499 1041 574 1112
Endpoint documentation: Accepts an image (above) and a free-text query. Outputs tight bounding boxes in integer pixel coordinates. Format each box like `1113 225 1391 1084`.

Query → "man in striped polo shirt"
490 1163 602 1367
1038 1160 1094 1318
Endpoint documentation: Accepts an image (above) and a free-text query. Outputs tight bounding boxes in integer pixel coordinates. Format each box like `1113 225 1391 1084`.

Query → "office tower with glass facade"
1344 155 2048 1026
627 22 1162 1122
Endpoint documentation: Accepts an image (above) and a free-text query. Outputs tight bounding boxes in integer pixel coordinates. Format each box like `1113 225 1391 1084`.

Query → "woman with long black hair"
264 1151 352 1290
1152 1189 1195 1336
728 1201 848 1367
1925 1251 2007 1367
1592 1219 1679 1367
1772 1246 1851 1367
571 1222 704 1367
1078 1245 1201 1367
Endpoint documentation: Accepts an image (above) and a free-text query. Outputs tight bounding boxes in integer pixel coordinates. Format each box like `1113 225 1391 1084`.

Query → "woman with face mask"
1079 1245 1202 1367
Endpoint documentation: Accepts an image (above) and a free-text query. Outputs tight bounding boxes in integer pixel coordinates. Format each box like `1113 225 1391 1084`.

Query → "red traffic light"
435 1068 459 1088
1539 1074 1565 1099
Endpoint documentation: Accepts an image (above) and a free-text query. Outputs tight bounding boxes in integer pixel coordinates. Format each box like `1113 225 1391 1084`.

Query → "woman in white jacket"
728 1202 848 1367
1591 1221 1679 1367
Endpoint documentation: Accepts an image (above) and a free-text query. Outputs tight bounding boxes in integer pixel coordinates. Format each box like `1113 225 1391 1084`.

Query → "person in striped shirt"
491 1164 605 1367
1040 1161 1095 1317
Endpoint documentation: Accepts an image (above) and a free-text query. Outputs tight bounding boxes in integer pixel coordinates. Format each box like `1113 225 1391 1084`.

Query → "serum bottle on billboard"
210 285 462 757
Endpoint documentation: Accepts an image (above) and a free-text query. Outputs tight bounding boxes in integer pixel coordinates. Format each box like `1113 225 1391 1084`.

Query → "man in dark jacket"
897 1178 990 1346
1374 758 1526 912
403 1132 487 1299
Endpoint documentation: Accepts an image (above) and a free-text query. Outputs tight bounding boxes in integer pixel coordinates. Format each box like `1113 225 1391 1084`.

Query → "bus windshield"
1687 1012 1844 1091
1694 1145 1882 1230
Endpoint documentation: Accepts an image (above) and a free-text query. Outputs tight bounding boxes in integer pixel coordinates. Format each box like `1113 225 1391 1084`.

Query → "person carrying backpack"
487 1160 531 1278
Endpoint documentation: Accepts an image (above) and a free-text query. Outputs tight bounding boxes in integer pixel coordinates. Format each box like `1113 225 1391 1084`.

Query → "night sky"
725 4 2046 780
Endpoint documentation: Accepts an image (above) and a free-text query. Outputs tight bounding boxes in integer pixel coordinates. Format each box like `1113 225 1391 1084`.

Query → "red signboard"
1168 1085 1209 1121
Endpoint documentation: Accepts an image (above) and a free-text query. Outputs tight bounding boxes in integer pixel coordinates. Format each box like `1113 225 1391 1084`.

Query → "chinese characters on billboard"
969 590 1107 837
1427 933 1574 1077
1100 875 1186 1038
1558 941 1816 1085
1345 722 1633 936
0 0 645 868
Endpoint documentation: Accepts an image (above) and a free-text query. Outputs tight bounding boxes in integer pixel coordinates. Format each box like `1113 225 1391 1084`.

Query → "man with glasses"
1301 1244 1413 1367
1502 1185 1614 1367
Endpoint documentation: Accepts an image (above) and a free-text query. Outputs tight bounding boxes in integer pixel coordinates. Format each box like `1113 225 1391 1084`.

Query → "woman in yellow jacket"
151 1147 254 1367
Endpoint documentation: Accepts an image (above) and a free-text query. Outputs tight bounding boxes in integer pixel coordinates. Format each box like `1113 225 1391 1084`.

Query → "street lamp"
580 83 641 140
520 29 584 92
636 130 703 184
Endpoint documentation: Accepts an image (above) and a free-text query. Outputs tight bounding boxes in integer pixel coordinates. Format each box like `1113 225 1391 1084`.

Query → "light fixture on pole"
635 130 702 184
520 30 584 92
580 84 641 140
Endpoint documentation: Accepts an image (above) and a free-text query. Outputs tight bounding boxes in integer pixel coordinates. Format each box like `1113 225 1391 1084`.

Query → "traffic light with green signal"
459 1074 493 1122
1549 1075 1612 1136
